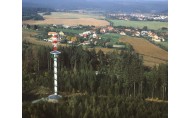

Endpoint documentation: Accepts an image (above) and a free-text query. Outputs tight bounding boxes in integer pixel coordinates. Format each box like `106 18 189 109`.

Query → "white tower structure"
48 34 62 102
32 33 62 104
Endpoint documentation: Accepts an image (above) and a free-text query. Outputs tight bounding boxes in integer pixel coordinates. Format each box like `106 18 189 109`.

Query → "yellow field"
40 12 105 19
119 36 168 67
23 12 109 27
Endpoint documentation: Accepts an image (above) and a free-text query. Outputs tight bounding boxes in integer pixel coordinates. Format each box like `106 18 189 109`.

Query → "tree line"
22 7 55 21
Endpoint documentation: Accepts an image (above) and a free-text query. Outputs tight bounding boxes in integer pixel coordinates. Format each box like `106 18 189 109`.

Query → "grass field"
23 12 109 27
119 36 168 67
100 33 122 42
110 20 168 30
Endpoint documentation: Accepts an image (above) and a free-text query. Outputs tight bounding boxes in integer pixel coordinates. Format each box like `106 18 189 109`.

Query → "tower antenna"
48 33 62 103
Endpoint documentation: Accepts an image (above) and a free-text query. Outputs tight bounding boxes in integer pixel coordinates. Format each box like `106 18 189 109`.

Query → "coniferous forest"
22 41 168 118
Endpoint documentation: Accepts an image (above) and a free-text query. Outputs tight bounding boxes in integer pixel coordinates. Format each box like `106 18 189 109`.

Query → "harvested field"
23 12 109 27
23 18 109 26
119 36 168 67
40 12 105 19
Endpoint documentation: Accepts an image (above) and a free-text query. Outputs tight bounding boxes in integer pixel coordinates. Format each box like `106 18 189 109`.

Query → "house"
59 31 65 36
148 31 153 37
79 33 83 37
152 34 161 42
62 25 70 28
93 33 97 38
48 32 57 36
135 31 140 37
83 31 91 35
107 26 114 31
100 28 106 33
125 29 131 32
83 34 87 38
120 31 126 36
141 31 148 36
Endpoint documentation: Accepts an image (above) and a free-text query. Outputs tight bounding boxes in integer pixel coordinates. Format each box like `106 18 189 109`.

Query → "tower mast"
48 33 62 102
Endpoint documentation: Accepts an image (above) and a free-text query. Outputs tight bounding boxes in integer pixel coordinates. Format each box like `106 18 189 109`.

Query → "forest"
22 41 168 118
22 7 54 21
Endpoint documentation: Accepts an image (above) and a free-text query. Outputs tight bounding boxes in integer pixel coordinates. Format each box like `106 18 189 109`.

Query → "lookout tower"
48 34 62 102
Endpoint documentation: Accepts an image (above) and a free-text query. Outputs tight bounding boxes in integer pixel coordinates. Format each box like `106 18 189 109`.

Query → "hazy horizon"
23 0 168 13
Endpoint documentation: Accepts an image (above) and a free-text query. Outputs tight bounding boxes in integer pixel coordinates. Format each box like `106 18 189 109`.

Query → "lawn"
110 20 168 30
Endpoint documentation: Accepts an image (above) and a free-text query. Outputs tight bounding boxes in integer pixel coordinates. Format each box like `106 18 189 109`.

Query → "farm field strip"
110 20 168 30
40 12 105 19
23 18 110 26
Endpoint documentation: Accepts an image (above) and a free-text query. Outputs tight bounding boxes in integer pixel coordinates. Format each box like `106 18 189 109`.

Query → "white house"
141 31 148 36
120 31 126 36
93 33 97 38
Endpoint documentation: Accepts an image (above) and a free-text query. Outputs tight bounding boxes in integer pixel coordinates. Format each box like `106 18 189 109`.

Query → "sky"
23 0 168 2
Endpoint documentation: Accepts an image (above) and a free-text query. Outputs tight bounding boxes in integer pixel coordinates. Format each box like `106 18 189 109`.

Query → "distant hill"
22 1 168 13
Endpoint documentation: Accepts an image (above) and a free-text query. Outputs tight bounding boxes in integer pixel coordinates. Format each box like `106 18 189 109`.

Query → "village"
107 13 168 22
23 23 168 50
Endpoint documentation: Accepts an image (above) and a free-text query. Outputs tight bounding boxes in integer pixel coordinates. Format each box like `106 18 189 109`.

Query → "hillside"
119 36 168 67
